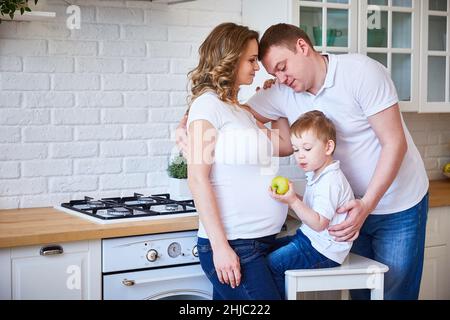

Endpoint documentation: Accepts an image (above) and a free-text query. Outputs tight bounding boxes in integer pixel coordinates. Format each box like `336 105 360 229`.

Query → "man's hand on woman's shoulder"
256 78 277 91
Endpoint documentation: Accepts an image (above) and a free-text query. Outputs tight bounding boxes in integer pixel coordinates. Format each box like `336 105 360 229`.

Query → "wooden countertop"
0 180 448 249
429 179 450 208
0 207 199 248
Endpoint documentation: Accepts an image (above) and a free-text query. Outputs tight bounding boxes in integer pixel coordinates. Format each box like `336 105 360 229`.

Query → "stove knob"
192 245 198 257
146 249 158 262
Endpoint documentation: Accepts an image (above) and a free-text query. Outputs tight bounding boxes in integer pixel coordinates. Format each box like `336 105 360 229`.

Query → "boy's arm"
290 198 330 232
270 182 330 232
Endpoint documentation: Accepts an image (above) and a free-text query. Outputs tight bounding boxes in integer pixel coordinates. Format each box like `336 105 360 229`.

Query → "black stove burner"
106 207 132 217
165 203 179 211
61 193 196 220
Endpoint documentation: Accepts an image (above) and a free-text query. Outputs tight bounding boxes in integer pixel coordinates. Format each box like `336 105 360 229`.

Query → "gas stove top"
57 193 197 224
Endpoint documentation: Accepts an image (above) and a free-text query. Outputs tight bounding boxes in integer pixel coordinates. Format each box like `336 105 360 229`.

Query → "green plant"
0 0 38 23
167 154 187 179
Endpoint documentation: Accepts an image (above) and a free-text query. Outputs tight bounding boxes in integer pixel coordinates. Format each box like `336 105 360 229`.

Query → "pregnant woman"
185 22 291 300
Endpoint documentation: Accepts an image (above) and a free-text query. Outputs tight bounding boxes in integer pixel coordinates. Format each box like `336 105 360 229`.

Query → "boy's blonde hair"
290 110 337 147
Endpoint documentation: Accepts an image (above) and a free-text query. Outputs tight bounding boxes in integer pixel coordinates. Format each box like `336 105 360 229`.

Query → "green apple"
271 176 290 195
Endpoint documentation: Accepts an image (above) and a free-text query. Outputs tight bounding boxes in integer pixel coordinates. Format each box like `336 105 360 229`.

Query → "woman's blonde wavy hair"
187 23 259 110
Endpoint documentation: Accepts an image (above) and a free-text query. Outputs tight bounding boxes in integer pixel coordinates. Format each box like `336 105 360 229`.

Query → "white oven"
102 230 213 300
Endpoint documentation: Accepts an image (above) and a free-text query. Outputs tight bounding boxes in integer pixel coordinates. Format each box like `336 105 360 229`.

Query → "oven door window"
103 264 212 300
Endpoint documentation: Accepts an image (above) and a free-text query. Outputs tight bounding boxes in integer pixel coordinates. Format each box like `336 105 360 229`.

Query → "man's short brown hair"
259 23 314 61
290 110 337 147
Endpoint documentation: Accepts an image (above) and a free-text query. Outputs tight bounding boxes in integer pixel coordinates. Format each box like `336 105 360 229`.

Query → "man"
178 23 429 300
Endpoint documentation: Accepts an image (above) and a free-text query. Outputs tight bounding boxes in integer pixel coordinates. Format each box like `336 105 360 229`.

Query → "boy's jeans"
351 193 429 300
268 229 340 299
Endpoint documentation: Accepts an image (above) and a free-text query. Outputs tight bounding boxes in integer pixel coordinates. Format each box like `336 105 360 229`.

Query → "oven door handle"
122 271 206 286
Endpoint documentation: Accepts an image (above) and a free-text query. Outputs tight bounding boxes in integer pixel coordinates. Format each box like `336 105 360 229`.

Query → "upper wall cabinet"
243 0 450 112
294 0 358 54
359 0 420 112
420 0 450 112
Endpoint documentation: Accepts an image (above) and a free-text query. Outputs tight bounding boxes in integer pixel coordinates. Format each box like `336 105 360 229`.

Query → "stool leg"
285 275 298 300
370 273 384 300
341 289 350 300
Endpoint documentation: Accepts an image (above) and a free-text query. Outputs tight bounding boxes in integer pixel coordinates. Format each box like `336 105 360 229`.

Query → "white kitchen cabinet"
419 206 450 300
419 0 450 112
359 0 421 111
0 249 11 300
243 0 450 112
294 0 359 53
0 240 101 300
420 245 449 299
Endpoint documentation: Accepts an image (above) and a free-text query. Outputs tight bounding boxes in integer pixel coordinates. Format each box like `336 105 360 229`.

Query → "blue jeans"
267 229 340 299
197 235 283 300
350 193 429 300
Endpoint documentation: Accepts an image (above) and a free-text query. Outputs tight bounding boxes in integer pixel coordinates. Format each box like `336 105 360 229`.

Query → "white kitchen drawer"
419 245 450 300
11 240 90 258
425 207 450 248
8 240 101 300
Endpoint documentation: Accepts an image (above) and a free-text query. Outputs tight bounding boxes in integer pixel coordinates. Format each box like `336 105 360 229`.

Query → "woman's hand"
256 78 277 91
269 181 298 206
328 199 370 242
212 244 241 289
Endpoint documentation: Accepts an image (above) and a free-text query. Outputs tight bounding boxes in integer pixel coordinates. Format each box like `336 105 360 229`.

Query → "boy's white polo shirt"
300 160 354 264
247 53 429 215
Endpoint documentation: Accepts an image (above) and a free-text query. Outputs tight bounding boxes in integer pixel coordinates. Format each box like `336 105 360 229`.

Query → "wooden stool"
285 253 389 300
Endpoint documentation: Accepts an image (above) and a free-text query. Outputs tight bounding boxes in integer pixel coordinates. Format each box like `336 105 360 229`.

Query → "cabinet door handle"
40 245 64 256
122 279 135 286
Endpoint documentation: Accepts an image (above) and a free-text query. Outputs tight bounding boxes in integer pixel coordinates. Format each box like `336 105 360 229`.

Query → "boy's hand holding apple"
269 177 298 206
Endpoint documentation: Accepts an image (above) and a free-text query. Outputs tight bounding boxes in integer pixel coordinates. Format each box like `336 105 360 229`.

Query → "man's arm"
271 117 294 157
244 106 293 157
179 105 294 158
243 105 273 124
361 103 407 214
328 104 407 241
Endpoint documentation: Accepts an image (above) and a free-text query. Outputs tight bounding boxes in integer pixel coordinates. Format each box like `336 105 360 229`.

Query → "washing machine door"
103 264 213 300
150 290 211 300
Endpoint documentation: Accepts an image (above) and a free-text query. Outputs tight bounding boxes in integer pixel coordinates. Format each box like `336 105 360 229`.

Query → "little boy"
268 110 355 299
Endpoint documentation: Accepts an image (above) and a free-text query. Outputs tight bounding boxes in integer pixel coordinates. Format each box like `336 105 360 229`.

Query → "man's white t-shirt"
247 53 429 215
187 91 288 240
300 161 354 264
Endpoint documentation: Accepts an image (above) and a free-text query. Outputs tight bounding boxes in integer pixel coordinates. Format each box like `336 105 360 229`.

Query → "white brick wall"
0 0 244 209
403 113 450 180
0 0 449 210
